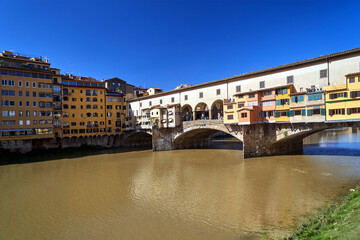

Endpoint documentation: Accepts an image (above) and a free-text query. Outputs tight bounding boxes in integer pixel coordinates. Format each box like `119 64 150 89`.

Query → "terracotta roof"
290 91 307 96
345 72 360 77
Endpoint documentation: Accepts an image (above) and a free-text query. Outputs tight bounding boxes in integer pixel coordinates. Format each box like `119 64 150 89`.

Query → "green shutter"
276 100 281 105
321 108 326 116
302 109 306 116
286 111 290 117
299 95 304 102
283 89 287 94
289 110 294 117
291 96 296 103
307 109 312 116
275 111 280 118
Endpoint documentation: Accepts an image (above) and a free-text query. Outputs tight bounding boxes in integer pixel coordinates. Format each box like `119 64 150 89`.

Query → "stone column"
242 123 277 158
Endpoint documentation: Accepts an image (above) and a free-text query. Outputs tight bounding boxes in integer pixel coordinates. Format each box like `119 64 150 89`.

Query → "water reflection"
304 127 360 156
0 128 359 240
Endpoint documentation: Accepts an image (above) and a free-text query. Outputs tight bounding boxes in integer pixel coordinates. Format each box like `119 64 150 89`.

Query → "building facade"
325 72 360 122
0 51 54 141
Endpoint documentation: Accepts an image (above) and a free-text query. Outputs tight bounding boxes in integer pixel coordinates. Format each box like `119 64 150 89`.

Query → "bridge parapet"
182 120 223 128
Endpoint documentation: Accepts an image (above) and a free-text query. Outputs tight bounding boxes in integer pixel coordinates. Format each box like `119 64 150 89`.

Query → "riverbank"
281 185 360 239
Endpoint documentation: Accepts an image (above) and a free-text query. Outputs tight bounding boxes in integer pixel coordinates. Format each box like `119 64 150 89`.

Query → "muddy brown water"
0 128 359 239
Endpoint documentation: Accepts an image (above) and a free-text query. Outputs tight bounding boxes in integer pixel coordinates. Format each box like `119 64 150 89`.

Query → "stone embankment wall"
0 133 152 154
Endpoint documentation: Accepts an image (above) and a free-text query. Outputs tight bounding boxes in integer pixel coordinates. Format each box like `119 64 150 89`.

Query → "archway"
124 131 152 147
194 102 209 120
211 100 224 120
173 127 242 150
180 104 193 122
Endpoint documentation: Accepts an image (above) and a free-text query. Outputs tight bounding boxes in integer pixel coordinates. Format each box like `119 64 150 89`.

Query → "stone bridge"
124 120 360 158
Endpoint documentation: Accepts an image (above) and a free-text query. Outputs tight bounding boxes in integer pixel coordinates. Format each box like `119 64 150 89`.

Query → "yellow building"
275 85 294 122
105 92 126 134
0 50 54 141
325 73 360 121
61 75 106 137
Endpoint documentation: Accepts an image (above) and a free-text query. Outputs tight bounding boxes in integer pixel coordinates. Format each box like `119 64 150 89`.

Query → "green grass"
282 185 360 240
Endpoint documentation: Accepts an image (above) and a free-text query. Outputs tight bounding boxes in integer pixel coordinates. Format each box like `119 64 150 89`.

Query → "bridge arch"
173 124 243 150
123 130 152 146
180 104 193 122
210 99 224 120
194 102 209 120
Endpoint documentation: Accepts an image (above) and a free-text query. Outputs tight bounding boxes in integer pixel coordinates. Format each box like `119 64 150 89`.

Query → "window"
160 99 163 104
140 103 142 107
26 120 30 125
184 95 188 101
291 95 304 103
227 114 234 120
236 85 241 92
216 89 221 95
107 98 112 102
33 102 36 107
294 110 301 116
26 91 29 97
18 81 22 87
260 81 265 89
25 81 30 87
26 111 30 116
280 111 287 117
32 82 36 88
33 111 37 117
263 100 273 106
238 103 244 108
19 91 22 97
276 99 289 105
19 120 23 125
86 90 91 96
19 101 23 107
227 105 233 110
287 75 294 84
33 92 36 97
171 97 174 103
199 92 203 98
241 113 247 118
1 80 15 86
349 77 355 83
320 69 327 78
149 101 152 106
249 94 255 98
350 91 360 98
329 109 345 116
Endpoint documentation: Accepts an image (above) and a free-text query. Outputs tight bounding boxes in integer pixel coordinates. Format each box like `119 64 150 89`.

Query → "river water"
0 128 359 240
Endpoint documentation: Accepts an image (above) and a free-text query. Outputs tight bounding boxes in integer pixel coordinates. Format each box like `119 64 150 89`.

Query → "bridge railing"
182 119 223 128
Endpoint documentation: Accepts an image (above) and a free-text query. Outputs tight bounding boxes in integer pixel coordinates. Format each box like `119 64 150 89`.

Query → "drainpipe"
327 58 330 86
226 80 229 99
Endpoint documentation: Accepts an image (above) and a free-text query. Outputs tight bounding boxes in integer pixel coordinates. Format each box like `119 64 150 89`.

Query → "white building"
128 47 360 129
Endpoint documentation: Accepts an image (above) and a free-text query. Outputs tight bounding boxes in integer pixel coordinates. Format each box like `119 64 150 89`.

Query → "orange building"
105 92 126 134
61 75 106 137
0 50 54 141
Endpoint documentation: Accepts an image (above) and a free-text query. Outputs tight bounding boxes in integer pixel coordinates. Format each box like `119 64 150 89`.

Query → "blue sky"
1 0 360 90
